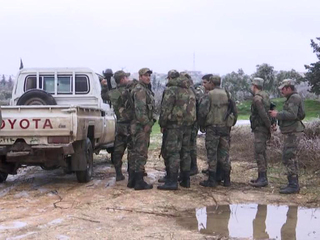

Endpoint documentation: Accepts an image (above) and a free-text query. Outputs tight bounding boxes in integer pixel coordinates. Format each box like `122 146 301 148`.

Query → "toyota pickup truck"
0 67 115 183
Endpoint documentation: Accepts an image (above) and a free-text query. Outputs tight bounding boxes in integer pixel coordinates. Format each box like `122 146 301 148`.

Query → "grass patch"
237 98 320 121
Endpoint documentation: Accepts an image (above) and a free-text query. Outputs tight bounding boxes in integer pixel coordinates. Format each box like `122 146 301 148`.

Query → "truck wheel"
0 172 8 183
17 89 57 105
76 138 93 183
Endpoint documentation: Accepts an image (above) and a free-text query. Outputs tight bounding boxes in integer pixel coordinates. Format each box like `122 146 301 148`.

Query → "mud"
0 134 319 239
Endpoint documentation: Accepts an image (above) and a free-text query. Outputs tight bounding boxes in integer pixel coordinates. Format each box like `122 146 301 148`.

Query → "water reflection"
177 204 320 240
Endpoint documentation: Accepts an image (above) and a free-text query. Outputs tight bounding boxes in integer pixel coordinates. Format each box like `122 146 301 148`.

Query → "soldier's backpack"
122 80 139 121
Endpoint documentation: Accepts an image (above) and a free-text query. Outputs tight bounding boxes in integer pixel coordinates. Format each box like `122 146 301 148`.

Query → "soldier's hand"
268 110 278 118
101 79 108 86
144 125 151 133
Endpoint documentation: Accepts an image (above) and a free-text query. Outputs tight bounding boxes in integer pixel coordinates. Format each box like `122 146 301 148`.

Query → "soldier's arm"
254 96 271 129
159 89 175 128
197 94 210 126
276 95 300 120
133 88 152 126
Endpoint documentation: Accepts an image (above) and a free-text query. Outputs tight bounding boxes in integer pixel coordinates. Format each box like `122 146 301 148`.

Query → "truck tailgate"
0 106 73 145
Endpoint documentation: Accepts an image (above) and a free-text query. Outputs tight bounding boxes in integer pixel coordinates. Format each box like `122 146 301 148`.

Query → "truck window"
75 75 90 94
57 76 72 94
24 74 90 94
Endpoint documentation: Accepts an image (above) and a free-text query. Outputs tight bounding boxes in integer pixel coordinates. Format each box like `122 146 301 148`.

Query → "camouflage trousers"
190 123 199 167
282 132 303 176
205 126 231 172
254 131 270 173
113 123 132 169
130 123 151 172
162 126 192 173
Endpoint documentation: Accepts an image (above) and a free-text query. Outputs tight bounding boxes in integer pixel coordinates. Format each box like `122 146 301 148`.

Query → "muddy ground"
1 129 320 240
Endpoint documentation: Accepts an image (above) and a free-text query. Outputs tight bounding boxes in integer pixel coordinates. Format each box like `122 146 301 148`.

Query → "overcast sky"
0 0 319 76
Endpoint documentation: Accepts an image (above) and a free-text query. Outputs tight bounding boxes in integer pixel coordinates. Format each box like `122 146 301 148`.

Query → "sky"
0 0 320 76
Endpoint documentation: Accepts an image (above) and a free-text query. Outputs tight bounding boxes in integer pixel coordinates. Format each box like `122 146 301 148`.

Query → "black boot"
250 172 261 184
134 172 153 190
158 167 169 183
115 166 125 181
280 175 291 190
180 171 190 188
190 158 198 176
223 170 231 187
200 171 217 188
157 171 178 190
202 168 209 175
279 175 300 194
249 172 268 188
216 163 223 183
127 170 135 188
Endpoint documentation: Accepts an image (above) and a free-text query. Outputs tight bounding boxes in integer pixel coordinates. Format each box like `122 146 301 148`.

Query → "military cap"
209 75 221 84
138 68 153 75
114 70 130 82
180 71 191 79
166 69 180 79
251 77 264 87
278 79 295 89
202 74 213 80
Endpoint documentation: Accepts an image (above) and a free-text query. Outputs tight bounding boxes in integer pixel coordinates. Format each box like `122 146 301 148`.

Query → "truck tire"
0 172 8 183
76 138 93 183
17 89 57 105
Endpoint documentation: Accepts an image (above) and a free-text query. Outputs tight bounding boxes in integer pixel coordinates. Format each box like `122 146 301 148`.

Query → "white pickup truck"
0 67 115 183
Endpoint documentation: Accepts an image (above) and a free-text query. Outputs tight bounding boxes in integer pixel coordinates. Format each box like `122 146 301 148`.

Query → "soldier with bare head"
249 77 272 188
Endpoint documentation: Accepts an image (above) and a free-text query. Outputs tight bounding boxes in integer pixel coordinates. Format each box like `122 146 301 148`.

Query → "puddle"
0 221 27 230
177 204 320 240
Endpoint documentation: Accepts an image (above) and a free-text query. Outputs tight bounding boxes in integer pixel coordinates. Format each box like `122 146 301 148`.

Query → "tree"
222 69 251 101
252 63 276 96
304 37 320 95
0 75 6 87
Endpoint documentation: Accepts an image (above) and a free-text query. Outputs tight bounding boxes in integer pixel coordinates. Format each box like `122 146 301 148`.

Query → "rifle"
270 102 277 125
101 69 114 106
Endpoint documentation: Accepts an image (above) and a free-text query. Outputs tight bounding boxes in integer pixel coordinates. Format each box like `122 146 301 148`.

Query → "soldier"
130 68 156 190
249 78 272 187
106 70 132 182
180 72 204 176
198 75 237 187
158 70 196 190
269 79 305 194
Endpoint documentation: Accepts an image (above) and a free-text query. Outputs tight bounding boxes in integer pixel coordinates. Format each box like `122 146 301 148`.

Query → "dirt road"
0 134 319 240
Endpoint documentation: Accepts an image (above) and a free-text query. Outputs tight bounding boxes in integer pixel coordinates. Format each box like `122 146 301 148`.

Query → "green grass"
237 98 320 121
151 121 161 135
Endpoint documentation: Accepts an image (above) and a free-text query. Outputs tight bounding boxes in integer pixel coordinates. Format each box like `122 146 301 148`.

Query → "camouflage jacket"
131 81 156 127
198 87 229 127
250 90 271 133
159 76 196 128
276 92 305 134
108 83 132 123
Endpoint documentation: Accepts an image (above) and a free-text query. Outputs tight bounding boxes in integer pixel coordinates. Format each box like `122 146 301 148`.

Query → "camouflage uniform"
276 83 305 176
249 78 272 185
108 82 133 175
276 79 305 194
198 75 237 187
131 75 156 173
158 70 196 190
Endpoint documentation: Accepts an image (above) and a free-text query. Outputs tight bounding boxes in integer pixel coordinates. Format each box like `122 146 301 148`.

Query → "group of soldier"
100 68 305 194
